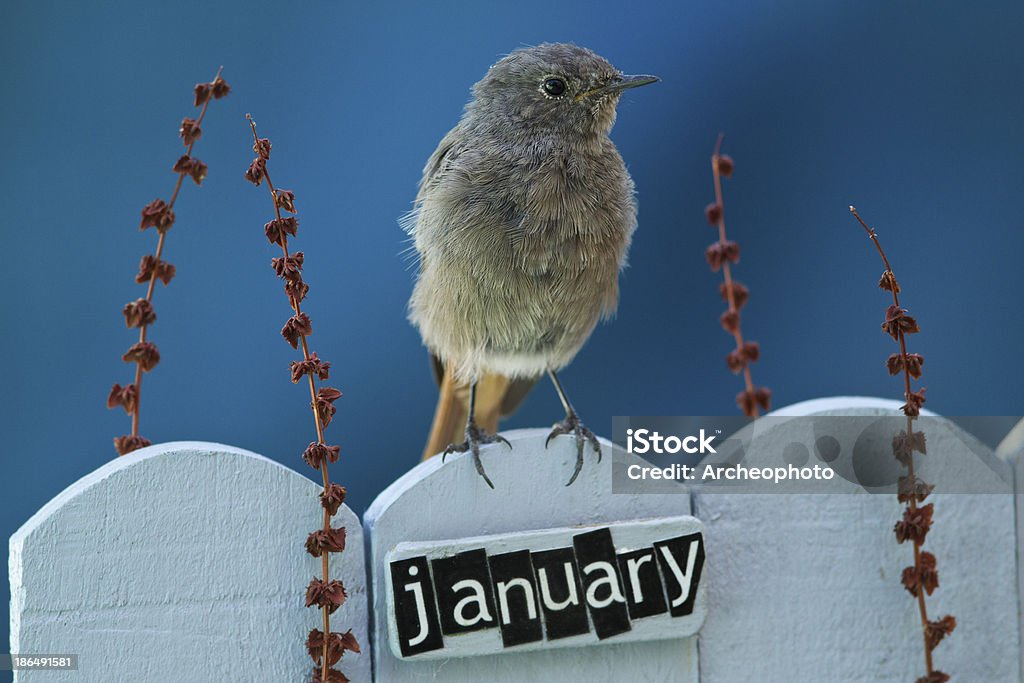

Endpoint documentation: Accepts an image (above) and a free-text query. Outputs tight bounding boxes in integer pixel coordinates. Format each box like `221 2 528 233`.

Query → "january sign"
385 515 706 659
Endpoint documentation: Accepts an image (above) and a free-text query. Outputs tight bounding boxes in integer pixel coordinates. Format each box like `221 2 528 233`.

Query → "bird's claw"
545 412 602 486
442 421 510 489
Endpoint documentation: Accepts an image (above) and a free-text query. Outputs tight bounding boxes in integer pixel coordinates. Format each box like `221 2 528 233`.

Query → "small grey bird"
404 43 657 487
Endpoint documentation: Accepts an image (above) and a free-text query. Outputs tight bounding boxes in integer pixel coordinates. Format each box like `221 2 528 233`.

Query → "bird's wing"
413 128 539 460
400 126 463 237
420 128 459 192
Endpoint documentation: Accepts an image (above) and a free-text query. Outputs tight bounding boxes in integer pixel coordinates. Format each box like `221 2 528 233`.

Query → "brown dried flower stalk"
704 135 771 416
245 115 359 683
849 206 955 683
107 68 230 456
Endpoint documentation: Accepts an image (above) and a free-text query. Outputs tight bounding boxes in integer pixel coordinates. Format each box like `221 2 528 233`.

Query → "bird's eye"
542 77 567 97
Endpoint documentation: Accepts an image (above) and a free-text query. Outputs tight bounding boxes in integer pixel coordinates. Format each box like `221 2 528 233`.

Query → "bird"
403 43 657 488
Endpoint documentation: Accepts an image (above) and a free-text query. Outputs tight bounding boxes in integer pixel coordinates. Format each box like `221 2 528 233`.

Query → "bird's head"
468 43 658 139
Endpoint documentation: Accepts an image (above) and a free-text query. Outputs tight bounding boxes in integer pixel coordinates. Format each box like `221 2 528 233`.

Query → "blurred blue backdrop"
2 0 1022 665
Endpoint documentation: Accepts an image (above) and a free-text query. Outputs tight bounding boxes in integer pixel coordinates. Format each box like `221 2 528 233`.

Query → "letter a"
451 579 494 628
583 561 626 609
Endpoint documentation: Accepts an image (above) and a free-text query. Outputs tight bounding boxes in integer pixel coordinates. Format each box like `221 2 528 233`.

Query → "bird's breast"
508 143 635 277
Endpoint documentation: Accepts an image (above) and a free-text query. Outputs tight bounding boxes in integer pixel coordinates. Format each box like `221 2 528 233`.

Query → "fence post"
693 397 1021 682
364 428 702 682
8 442 370 682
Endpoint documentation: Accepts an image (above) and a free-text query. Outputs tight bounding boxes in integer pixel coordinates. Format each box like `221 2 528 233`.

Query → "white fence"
8 443 370 682
8 398 1023 682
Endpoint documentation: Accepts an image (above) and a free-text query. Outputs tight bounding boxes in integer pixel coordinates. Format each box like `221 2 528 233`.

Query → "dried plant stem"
850 206 932 671
850 206 954 683
258 146 333 672
710 136 757 412
703 134 770 417
246 116 358 682
130 66 222 436
109 68 229 455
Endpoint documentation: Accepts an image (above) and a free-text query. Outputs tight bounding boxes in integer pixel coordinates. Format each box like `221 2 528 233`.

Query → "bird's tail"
421 362 536 460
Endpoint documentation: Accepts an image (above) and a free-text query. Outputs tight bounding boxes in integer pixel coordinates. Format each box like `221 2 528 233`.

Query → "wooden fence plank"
8 442 369 682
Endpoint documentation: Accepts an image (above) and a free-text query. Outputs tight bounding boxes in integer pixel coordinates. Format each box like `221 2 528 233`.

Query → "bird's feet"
546 411 602 486
443 420 510 489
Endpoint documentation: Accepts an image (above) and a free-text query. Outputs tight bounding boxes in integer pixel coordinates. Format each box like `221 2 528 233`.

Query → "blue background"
2 0 1022 665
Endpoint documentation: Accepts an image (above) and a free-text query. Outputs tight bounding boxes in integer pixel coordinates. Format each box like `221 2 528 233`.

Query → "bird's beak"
577 74 660 100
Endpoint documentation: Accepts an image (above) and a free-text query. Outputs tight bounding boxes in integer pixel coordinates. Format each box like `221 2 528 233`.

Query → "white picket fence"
8 397 1023 682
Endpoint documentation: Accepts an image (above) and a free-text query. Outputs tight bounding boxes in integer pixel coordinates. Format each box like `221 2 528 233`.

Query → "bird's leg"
545 369 602 486
442 379 510 489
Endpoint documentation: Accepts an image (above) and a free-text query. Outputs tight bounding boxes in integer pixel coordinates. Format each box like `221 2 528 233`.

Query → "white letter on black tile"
531 547 589 640
573 528 632 640
431 548 497 635
617 547 668 620
452 580 494 629
488 549 544 647
390 556 444 657
654 533 706 617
